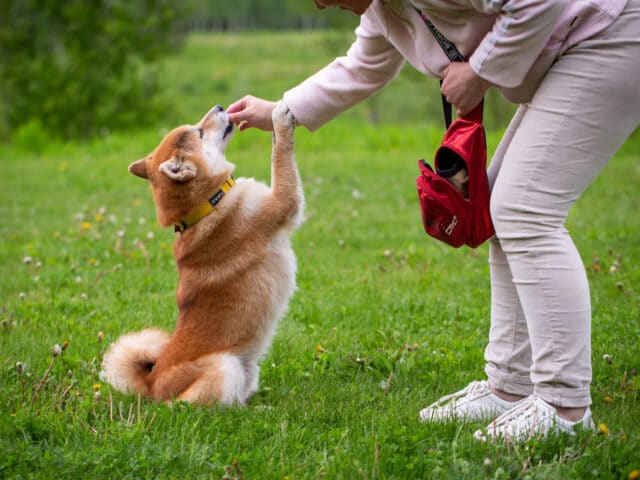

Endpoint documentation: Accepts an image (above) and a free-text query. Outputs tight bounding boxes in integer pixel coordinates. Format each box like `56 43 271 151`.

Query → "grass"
1 31 639 479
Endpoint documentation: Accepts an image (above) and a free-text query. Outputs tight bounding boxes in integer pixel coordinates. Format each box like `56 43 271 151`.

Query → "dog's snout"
213 105 224 113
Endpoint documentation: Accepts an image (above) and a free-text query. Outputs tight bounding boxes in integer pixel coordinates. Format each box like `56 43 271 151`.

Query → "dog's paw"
272 100 295 134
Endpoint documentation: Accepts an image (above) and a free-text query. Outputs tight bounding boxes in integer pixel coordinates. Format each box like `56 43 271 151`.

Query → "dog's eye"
198 128 204 139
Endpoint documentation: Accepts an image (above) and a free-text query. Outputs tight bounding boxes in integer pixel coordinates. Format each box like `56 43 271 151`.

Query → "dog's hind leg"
240 360 260 405
177 353 247 406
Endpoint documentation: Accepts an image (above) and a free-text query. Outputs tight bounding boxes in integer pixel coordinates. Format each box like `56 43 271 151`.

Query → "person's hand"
440 62 493 117
227 95 277 131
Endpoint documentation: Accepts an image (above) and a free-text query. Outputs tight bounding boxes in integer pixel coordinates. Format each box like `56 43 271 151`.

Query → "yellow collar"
174 177 235 233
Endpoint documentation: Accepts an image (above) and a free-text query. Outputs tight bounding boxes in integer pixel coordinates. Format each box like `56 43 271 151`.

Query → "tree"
0 0 190 141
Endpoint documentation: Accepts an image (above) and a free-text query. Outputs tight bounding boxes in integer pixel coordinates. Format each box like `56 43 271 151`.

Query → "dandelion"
81 221 92 230
604 396 613 404
598 423 609 435
316 344 325 353
93 383 101 391
75 276 82 283
352 189 363 199
116 229 126 238
62 341 69 350
97 331 104 342
603 354 613 364
138 217 146 225
51 344 62 357
108 214 117 224
146 231 154 240
22 256 33 264
81 293 88 301
94 213 104 222
16 362 25 374
629 470 640 480
132 198 142 206
88 258 98 266
94 390 102 401
18 292 26 300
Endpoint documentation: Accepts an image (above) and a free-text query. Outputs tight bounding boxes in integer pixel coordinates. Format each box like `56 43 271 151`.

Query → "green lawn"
1 31 639 479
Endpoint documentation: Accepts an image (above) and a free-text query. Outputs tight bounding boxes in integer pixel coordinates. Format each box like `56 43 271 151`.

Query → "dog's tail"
101 328 170 395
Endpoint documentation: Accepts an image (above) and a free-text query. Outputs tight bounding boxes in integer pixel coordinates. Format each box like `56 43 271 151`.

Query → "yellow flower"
628 470 640 480
604 396 613 404
598 423 609 435
93 383 101 391
132 198 142 206
315 344 325 353
94 213 103 222
81 222 92 230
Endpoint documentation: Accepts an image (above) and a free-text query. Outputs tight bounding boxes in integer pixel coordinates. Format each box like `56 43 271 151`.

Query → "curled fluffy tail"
101 328 170 394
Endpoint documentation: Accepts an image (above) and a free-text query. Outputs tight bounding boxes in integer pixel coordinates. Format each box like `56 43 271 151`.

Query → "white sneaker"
419 380 523 423
473 394 595 442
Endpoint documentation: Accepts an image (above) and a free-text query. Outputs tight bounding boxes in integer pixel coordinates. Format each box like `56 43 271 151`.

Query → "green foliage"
1 32 639 478
0 0 190 141
185 0 360 31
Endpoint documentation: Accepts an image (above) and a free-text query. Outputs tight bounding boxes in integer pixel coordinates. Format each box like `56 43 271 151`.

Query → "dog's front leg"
269 100 304 226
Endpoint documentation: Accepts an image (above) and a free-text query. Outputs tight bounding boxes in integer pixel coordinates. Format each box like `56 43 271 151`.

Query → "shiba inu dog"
101 101 303 405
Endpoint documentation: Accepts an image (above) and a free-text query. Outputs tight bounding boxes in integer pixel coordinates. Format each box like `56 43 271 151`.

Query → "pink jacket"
284 0 627 131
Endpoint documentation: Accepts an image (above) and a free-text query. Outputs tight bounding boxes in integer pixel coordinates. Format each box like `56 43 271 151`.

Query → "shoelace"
434 380 488 406
489 395 542 439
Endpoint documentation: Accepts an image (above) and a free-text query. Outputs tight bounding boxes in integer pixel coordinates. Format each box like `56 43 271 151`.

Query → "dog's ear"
129 156 150 179
159 157 197 182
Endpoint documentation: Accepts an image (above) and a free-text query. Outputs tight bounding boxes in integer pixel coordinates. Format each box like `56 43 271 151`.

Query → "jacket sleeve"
467 0 569 88
284 12 405 131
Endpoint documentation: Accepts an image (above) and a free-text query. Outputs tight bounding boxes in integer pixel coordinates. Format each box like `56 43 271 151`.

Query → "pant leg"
487 0 640 408
484 106 535 398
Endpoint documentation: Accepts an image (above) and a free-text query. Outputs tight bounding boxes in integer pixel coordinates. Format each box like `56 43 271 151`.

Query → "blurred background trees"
0 0 190 142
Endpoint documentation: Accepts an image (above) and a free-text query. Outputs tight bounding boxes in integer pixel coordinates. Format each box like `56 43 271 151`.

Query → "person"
227 0 640 441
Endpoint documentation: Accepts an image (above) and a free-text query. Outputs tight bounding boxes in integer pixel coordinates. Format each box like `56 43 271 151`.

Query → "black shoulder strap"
414 8 465 63
415 8 463 127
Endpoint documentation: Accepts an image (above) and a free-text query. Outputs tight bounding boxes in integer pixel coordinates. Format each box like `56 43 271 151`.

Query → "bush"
0 0 190 141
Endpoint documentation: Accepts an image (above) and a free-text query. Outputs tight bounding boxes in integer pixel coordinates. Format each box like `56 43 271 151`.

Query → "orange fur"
102 101 303 405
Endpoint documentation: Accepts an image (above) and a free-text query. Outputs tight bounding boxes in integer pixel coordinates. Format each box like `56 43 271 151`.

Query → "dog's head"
129 105 235 226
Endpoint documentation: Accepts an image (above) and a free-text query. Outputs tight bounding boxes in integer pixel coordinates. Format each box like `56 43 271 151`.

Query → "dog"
101 101 303 405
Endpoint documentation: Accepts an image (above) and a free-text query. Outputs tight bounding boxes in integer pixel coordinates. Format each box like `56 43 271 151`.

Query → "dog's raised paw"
272 100 295 132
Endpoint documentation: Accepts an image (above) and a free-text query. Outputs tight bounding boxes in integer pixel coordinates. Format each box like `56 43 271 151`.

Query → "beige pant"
484 0 640 408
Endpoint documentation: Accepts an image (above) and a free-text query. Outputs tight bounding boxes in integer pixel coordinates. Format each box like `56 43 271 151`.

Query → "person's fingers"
227 95 252 114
